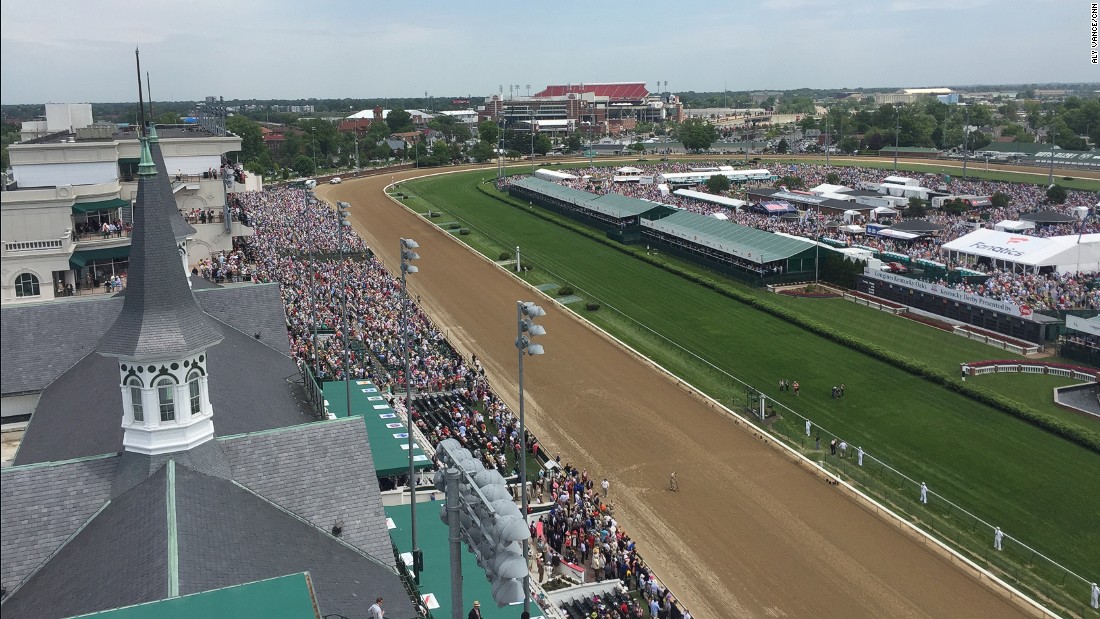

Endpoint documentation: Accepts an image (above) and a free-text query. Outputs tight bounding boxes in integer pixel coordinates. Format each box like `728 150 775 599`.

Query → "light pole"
515 300 546 616
1047 121 1056 186
962 106 971 180
337 202 352 420
400 237 422 582
311 127 318 173
893 107 900 173
824 110 830 166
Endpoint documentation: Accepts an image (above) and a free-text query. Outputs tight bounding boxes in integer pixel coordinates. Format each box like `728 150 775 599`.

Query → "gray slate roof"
13 321 312 466
221 418 395 568
1 283 290 395
1 465 171 618
0 454 119 595
174 466 415 618
149 137 197 240
97 141 222 359
0 462 416 619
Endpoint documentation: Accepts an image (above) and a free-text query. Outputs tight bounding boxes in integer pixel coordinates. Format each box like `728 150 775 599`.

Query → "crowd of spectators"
229 185 684 615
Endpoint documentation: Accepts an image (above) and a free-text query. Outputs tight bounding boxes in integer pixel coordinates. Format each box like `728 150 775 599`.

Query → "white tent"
616 166 643 175
870 206 898 222
533 168 578 182
993 220 1037 232
709 212 730 220
839 224 865 234
843 209 860 223
941 229 1100 273
673 188 748 209
809 183 850 195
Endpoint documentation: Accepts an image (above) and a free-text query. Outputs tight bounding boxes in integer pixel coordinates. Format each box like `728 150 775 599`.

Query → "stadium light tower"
515 300 546 616
401 237 423 581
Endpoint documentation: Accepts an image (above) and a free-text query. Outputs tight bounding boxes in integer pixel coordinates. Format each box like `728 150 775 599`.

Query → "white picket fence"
952 326 1040 355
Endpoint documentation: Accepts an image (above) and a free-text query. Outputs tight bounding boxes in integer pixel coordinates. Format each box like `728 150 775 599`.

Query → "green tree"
678 118 718 152
534 134 552 155
825 172 841 185
470 141 495 163
991 192 1011 208
837 136 859 153
906 197 927 218
1046 185 1068 204
227 115 265 166
565 133 582 153
628 142 646 153
293 155 315 177
776 138 789 154
478 120 500 146
776 175 805 190
386 109 414 133
705 174 731 193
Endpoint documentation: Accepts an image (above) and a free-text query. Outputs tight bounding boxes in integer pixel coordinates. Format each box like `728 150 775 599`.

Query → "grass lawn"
395 171 1100 612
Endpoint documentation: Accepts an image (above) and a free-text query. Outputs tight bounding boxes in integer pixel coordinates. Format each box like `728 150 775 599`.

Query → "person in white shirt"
368 597 384 619
601 478 610 497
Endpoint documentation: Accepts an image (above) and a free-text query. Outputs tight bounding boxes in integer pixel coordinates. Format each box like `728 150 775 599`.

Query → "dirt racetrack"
321 166 1041 619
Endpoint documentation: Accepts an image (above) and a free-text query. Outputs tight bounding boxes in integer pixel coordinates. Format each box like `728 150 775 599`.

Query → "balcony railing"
5 239 65 252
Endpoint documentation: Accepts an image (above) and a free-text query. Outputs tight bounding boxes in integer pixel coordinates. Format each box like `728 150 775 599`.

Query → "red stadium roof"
534 83 649 100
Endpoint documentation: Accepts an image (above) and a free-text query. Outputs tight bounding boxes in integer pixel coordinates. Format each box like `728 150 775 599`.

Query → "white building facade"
2 114 251 305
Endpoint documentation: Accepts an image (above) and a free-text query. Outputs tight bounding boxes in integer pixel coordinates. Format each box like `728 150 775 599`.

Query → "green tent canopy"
72 198 130 214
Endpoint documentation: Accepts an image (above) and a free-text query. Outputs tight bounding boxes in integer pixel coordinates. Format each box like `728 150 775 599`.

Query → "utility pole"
962 106 970 180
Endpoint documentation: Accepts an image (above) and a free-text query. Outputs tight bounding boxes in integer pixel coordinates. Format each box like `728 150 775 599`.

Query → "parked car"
884 262 910 274
329 177 342 184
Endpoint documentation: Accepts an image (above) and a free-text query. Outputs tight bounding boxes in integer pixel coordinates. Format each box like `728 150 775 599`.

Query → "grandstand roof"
511 176 672 220
587 192 667 218
641 210 815 264
534 83 649 100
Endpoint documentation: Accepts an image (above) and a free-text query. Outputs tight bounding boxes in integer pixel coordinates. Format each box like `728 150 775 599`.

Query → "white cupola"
98 129 224 456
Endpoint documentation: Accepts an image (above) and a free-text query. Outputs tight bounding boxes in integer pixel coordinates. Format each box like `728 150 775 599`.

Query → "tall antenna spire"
135 47 147 137
147 71 153 120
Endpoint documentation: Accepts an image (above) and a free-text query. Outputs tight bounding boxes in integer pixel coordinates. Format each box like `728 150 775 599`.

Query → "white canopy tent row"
672 188 748 210
941 229 1100 274
658 168 773 186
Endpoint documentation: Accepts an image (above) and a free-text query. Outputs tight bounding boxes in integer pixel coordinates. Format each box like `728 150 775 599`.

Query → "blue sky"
0 0 1093 104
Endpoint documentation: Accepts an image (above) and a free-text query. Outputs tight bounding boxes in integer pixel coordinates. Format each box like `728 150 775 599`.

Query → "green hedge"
499 251 513 260
478 185 1100 453
558 286 575 296
586 302 601 311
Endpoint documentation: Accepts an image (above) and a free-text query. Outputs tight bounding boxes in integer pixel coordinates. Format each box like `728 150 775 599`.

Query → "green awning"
323 380 433 477
72 198 129 214
70 245 131 269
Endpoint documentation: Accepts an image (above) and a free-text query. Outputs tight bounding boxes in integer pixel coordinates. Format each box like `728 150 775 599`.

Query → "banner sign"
863 268 1030 318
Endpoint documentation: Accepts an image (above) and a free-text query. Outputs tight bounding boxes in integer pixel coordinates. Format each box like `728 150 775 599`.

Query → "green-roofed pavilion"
68 573 320 619
641 211 818 284
508 176 674 231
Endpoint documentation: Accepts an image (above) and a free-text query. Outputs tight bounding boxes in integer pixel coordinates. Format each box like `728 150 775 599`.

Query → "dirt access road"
321 168 1037 619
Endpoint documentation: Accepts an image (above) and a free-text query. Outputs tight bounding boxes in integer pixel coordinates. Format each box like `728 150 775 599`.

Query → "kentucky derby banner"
864 268 1030 318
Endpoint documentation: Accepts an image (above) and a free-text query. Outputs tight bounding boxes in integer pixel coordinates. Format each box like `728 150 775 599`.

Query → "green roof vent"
137 137 157 176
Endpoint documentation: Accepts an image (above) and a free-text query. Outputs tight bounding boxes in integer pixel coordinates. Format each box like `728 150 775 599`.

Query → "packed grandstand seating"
229 187 684 614
498 162 1099 310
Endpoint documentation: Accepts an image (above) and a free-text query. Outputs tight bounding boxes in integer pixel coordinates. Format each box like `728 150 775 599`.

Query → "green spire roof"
148 123 159 143
137 137 156 176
